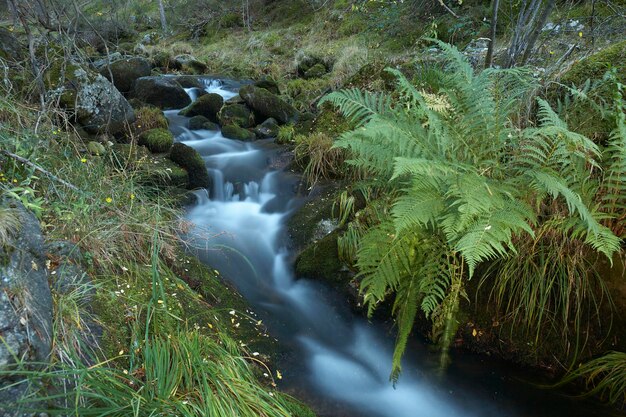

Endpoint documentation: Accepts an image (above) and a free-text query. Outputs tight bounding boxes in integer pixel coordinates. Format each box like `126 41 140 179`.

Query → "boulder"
0 28 23 61
131 76 191 110
218 103 254 128
138 128 174 153
99 57 152 93
304 63 327 79
221 125 256 141
169 143 210 189
173 75 205 89
254 78 280 95
239 85 299 125
139 155 189 188
91 52 123 71
173 54 207 74
179 93 223 122
46 61 135 135
189 115 219 131
0 200 53 370
254 117 279 139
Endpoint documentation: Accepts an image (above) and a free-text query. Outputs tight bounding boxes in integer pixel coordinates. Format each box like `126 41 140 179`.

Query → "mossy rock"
254 118 280 139
218 104 254 128
179 93 224 122
189 115 219 131
131 77 191 110
239 85 299 125
304 63 327 79
138 155 189 188
138 128 174 153
99 57 151 93
311 103 354 138
221 124 256 141
109 143 150 168
295 230 350 289
132 106 169 135
87 141 106 156
555 40 626 143
173 54 207 75
173 76 204 89
344 61 397 91
169 142 210 189
254 78 280 95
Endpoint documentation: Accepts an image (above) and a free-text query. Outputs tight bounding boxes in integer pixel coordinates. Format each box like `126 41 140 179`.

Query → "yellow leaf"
472 328 478 337
276 370 282 380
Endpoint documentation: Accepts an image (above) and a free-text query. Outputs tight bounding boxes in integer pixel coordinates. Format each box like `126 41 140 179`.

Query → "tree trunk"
158 0 168 34
520 0 556 65
485 0 500 68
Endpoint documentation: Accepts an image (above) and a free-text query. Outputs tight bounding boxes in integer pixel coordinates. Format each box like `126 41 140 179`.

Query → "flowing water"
167 79 619 417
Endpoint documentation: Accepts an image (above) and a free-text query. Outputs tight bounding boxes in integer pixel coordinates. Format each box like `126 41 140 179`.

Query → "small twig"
550 42 578 74
1 150 82 193
438 0 459 19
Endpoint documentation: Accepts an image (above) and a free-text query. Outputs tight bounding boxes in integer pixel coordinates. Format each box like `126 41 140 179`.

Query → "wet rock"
239 85 299 125
254 117 280 139
173 75 204 89
218 103 254 128
188 116 219 131
99 57 152 93
179 93 223 122
168 142 210 189
131 76 191 110
221 124 256 141
294 230 351 290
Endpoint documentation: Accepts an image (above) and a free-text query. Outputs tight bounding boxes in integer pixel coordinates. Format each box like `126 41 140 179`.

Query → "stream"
166 78 619 417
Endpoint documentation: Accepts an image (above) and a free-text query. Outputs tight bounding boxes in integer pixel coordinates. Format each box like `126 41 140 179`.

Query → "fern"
324 40 621 380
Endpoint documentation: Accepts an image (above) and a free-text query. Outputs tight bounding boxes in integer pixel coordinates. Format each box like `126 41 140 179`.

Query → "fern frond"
319 89 391 127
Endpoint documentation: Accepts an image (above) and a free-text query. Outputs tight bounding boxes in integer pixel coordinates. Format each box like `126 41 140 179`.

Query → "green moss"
109 143 150 168
133 106 169 135
221 124 256 141
304 63 328 79
169 142 210 189
561 40 626 87
295 230 349 288
218 104 254 128
311 102 354 139
138 128 174 153
344 61 396 91
556 40 626 143
138 155 189 188
179 93 224 122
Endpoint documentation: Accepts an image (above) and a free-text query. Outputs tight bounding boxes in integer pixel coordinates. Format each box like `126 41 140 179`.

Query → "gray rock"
0 28 23 61
73 68 135 135
0 200 52 371
239 85 299 125
173 54 207 74
131 77 191 110
99 57 152 93
91 52 123 71
254 117 279 138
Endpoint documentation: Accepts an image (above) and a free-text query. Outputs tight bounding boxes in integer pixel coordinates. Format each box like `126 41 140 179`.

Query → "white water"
171 79 614 417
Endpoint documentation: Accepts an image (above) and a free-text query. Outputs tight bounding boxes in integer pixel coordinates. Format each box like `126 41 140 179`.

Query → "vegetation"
323 40 623 378
1 0 626 412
